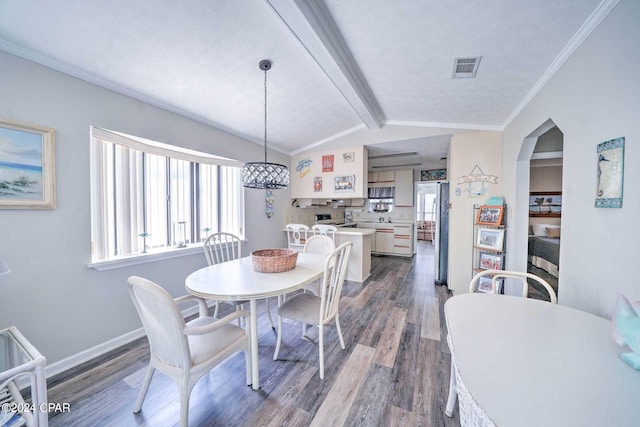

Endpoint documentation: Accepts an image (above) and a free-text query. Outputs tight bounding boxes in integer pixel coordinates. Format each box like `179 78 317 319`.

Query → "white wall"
0 51 289 367
448 131 502 295
503 0 640 317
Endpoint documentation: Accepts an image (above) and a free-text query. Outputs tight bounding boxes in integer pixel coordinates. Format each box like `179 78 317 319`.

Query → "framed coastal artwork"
529 192 562 217
322 154 334 172
595 137 624 208
476 276 503 293
478 252 504 270
334 175 355 192
476 228 504 251
0 118 55 209
476 205 504 225
421 169 447 181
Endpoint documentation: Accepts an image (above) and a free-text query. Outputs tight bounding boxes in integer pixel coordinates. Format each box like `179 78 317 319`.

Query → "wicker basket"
250 248 298 273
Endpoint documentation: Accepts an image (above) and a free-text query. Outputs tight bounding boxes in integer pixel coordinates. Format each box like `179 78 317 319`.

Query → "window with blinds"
90 127 244 262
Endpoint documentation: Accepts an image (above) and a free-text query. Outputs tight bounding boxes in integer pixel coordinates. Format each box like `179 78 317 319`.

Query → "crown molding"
385 120 503 132
0 39 289 154
502 0 621 129
289 124 365 155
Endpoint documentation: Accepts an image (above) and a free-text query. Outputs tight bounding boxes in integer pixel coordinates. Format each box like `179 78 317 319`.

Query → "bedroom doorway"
527 126 563 301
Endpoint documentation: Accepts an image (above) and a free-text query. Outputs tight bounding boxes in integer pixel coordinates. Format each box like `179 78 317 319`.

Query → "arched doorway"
512 119 564 301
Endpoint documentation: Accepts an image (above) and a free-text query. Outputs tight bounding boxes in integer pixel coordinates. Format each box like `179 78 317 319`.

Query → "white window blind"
90 127 244 262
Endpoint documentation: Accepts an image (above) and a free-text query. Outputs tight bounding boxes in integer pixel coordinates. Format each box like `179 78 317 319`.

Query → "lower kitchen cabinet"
375 226 394 253
393 224 412 255
357 223 413 257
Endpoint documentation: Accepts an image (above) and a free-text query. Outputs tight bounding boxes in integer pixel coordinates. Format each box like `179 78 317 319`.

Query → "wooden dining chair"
128 276 250 427
274 241 352 379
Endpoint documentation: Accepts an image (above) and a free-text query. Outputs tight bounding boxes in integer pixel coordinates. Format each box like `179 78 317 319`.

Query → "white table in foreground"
185 253 325 390
445 294 640 426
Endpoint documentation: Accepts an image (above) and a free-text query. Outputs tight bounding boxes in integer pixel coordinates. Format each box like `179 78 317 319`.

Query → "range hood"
368 187 395 199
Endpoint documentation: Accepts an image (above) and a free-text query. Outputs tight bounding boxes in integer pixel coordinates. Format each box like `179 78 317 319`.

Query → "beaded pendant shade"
241 59 289 189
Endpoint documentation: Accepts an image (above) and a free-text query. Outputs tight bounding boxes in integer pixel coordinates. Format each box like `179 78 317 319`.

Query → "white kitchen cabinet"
375 226 394 253
394 169 414 207
368 170 395 183
357 222 412 256
393 224 413 255
378 171 395 183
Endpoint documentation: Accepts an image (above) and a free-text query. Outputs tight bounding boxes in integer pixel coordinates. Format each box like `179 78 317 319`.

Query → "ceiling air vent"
452 56 481 78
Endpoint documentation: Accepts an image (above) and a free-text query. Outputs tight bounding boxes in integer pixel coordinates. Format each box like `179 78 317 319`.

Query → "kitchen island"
335 227 374 283
284 227 374 283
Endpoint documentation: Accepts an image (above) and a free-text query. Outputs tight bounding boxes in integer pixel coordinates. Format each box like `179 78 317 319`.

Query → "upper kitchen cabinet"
290 147 368 199
394 169 414 207
368 170 395 184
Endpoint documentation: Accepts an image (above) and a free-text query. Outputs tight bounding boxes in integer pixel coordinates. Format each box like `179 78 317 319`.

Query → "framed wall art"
478 252 504 270
595 136 624 208
421 168 447 181
334 175 355 192
322 154 334 172
529 192 562 217
476 205 504 225
476 228 504 251
476 276 503 293
313 176 322 192
0 118 55 209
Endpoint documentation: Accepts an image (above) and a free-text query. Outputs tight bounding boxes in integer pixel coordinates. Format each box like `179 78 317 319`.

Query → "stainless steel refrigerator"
434 183 449 286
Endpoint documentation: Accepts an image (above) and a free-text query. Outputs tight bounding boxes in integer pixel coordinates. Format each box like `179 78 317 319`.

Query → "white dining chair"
311 224 337 241
203 232 275 329
274 241 352 379
299 234 337 299
203 232 246 320
128 276 251 427
304 234 336 256
285 223 309 252
468 269 557 303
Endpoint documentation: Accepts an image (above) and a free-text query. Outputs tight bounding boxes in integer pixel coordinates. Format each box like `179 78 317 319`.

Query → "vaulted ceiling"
0 0 609 161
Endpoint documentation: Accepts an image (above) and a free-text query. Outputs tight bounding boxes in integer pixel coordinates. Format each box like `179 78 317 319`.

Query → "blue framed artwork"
595 137 624 208
421 168 446 181
0 118 56 209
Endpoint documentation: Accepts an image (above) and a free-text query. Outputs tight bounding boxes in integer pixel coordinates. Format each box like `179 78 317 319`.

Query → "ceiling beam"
266 0 385 130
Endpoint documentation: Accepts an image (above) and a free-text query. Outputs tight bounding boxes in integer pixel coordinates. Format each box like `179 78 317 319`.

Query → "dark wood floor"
46 241 459 426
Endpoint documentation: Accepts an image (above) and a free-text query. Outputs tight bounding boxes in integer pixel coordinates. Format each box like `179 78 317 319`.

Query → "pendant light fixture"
241 59 290 189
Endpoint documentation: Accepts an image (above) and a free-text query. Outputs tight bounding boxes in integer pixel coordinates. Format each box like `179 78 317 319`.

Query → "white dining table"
185 253 326 390
445 293 640 426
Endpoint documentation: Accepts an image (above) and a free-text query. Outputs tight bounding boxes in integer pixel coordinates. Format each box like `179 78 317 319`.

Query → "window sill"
88 238 248 271
87 244 207 271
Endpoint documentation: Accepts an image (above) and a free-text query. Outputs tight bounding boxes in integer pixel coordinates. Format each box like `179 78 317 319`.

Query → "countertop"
283 227 375 236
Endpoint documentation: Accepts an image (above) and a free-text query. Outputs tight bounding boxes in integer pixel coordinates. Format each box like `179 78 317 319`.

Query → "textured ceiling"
0 0 606 163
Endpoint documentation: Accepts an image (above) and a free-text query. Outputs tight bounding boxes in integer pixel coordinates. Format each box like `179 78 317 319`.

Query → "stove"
315 213 350 226
315 214 332 222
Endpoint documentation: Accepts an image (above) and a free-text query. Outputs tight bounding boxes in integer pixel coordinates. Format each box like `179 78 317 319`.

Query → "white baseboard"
45 303 210 379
